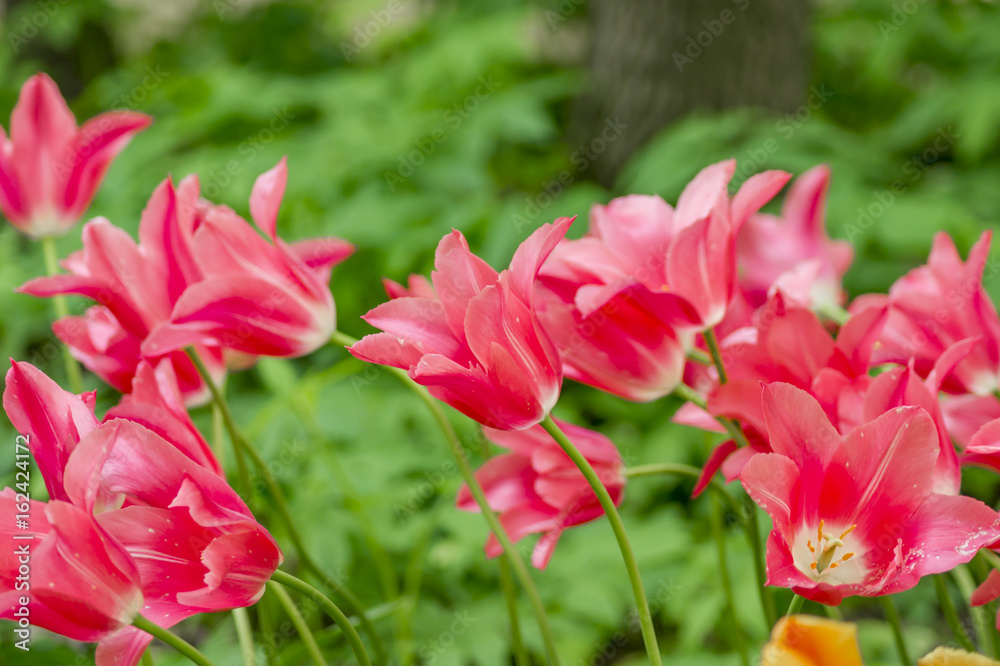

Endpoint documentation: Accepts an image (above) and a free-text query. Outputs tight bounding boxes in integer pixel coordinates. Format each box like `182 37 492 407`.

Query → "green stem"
398 525 431 665
934 575 976 651
625 460 774 625
747 508 776 626
973 554 1000 660
699 328 775 629
687 349 711 365
268 581 329 666
41 235 83 393
499 554 530 666
133 615 215 666
232 607 257 666
271 570 372 666
786 594 805 616
879 596 910 666
258 592 277 666
625 463 742 515
141 650 155 666
822 604 843 621
211 398 229 472
672 384 750 448
331 331 562 666
539 416 661 666
703 328 727 384
297 404 398 602
815 302 849 325
710 493 748 666
954 564 993 656
187 349 387 665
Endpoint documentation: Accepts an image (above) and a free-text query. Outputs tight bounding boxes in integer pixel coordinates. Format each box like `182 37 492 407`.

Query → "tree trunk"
573 0 813 187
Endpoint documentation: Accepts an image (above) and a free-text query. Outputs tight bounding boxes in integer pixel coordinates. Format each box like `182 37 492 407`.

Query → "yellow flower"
919 647 1000 665
761 614 863 666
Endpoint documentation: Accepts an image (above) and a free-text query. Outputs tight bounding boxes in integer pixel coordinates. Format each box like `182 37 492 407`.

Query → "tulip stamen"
811 522 858 574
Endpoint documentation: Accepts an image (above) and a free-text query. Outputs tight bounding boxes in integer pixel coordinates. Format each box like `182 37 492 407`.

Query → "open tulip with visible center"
741 383 1000 605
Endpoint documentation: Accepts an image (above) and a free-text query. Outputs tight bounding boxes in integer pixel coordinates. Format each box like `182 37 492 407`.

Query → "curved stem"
954 564 993 656
822 604 843 621
297 403 398 602
702 329 727 384
331 331 561 665
539 416 661 666
499 542 530 666
687 349 711 366
879 596 910 666
187 349 387 665
672 384 750 448
268 581 329 666
141 650 155 666
694 327 775 627
625 463 742 515
133 615 215 666
786 594 805 616
747 508 776 626
232 607 257 666
41 236 83 394
710 493 748 666
934 574 975 652
271 570 372 666
401 371 561 665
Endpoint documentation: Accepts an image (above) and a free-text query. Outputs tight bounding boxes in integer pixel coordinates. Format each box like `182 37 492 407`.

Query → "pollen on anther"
842 553 855 561
807 540 815 553
810 562 817 570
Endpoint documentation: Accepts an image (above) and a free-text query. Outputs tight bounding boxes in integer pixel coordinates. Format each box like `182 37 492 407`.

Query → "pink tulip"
19 175 226 405
742 383 1000 605
457 419 625 569
736 165 853 309
534 160 789 401
2 361 280 665
676 296 885 494
142 157 354 359
62 419 282 663
0 73 151 237
5 359 223 485
349 219 570 430
0 489 143 642
871 231 1000 396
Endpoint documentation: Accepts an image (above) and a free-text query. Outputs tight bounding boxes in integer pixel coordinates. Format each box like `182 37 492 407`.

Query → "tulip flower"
761 614 863 666
737 165 853 310
534 160 789 401
62 419 283 664
457 419 625 568
919 647 1000 665
741 383 1000 605
142 157 354 359
676 296 885 493
0 73 151 237
871 231 1000 396
0 489 143 643
19 175 227 405
350 218 570 430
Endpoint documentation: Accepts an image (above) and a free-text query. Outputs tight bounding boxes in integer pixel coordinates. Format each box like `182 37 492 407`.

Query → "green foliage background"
1 0 999 663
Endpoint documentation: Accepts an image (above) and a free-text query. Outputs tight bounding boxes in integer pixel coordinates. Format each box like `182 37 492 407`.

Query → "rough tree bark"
572 0 813 187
